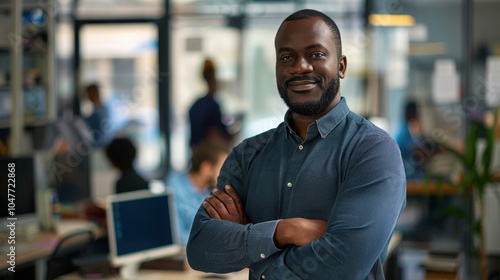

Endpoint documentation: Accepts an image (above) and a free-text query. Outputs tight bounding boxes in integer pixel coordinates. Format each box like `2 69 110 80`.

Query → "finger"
212 188 238 216
224 185 244 214
206 193 232 219
203 200 222 220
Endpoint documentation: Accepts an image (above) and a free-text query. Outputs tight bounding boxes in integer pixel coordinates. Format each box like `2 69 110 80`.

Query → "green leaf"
436 141 469 172
465 122 479 168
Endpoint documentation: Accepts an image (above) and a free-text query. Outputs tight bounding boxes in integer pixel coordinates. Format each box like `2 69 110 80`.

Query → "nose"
289 57 313 75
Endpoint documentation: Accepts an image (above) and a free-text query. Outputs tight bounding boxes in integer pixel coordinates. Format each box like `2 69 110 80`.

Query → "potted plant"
427 107 499 280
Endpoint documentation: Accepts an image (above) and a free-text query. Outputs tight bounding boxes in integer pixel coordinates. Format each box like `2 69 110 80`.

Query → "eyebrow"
277 44 326 53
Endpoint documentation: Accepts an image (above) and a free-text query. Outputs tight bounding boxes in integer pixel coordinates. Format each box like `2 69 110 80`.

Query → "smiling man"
187 9 406 280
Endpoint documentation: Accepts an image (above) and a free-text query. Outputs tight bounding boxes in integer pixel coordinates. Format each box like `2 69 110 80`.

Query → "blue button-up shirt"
167 171 211 247
187 98 406 280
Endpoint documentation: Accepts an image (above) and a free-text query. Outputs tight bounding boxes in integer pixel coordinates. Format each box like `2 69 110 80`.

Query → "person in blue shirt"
187 9 406 280
188 58 231 148
394 100 443 180
84 83 112 146
166 140 229 247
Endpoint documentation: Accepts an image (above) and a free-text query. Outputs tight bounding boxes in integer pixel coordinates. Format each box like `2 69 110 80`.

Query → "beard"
277 75 340 116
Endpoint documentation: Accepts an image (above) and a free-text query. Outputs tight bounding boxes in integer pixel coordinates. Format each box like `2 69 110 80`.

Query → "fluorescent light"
368 14 415 26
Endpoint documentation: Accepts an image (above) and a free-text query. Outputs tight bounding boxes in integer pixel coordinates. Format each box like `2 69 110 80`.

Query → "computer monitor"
50 118 93 205
0 156 38 230
106 189 181 279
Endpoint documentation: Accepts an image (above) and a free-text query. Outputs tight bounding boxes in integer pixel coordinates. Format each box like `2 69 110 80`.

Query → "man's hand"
203 185 249 224
274 218 327 248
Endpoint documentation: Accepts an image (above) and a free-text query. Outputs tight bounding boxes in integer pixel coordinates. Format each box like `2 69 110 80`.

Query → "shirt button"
260 253 266 259
287 182 292 188
261 275 266 279
298 144 303 150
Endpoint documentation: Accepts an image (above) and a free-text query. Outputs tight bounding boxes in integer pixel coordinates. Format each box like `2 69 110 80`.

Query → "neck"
290 114 319 141
291 95 341 140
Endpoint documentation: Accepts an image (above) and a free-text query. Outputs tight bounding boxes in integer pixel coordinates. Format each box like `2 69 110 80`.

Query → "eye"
310 52 325 59
280 54 293 62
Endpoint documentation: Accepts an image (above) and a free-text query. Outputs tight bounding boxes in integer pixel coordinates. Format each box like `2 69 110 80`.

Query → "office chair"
46 229 95 280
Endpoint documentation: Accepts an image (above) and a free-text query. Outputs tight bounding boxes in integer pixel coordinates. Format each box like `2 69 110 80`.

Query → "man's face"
275 17 346 116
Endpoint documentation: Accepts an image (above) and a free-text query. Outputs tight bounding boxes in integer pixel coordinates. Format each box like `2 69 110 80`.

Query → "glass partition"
79 23 161 173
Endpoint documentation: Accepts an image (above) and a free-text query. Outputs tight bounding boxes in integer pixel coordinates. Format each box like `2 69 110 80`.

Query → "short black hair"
404 100 419 122
105 137 137 171
278 9 342 58
85 83 99 93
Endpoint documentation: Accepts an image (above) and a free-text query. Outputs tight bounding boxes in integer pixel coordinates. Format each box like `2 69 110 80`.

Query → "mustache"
285 75 321 88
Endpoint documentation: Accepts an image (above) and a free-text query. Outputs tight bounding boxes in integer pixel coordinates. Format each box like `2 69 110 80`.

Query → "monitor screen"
51 118 92 205
106 189 181 278
0 157 36 220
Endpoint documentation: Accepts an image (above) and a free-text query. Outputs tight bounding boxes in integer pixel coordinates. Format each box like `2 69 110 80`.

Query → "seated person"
166 140 229 246
395 100 434 179
105 137 149 194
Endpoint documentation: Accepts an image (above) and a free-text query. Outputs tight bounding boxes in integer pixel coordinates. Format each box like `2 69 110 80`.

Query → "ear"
338 55 347 79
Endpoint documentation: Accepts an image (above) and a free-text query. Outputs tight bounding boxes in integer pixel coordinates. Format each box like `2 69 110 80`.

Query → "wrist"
273 219 289 249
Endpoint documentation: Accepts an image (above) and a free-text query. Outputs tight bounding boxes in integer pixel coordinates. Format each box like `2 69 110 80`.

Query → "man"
166 140 229 246
187 9 406 280
84 83 112 146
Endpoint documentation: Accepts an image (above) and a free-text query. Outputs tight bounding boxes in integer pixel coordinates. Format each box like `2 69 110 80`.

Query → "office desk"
406 181 462 196
0 231 57 269
0 220 99 279
407 170 500 195
57 267 249 280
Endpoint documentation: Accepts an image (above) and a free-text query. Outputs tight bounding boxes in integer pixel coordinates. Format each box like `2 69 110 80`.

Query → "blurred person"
188 58 231 148
187 9 406 279
166 140 229 246
394 100 439 180
84 83 112 146
105 137 149 194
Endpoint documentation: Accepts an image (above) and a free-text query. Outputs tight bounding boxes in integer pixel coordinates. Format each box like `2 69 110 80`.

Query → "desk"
57 267 249 280
0 220 99 279
407 170 500 196
406 181 462 196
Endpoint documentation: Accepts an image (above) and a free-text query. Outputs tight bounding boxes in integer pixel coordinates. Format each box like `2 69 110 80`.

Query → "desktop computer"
106 189 181 279
0 156 40 236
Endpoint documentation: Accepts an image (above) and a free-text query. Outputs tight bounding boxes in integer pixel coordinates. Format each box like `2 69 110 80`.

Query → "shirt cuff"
247 220 281 279
247 220 281 262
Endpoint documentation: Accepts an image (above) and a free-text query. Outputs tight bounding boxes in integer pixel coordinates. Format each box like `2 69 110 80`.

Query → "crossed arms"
186 139 406 279
204 185 327 249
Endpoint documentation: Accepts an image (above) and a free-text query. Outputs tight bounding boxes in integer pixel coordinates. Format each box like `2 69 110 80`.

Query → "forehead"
275 17 334 50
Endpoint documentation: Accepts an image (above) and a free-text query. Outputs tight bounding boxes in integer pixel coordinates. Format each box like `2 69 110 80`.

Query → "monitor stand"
120 262 141 279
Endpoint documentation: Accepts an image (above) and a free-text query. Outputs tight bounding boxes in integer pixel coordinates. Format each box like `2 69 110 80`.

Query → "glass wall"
170 16 241 169
79 23 161 173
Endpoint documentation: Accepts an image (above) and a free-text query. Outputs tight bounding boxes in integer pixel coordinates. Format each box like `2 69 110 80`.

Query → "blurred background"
0 0 499 279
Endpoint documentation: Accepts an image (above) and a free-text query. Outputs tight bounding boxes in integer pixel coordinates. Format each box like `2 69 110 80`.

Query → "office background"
0 0 499 279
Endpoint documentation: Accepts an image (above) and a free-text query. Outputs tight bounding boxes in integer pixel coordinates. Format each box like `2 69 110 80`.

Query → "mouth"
287 80 318 92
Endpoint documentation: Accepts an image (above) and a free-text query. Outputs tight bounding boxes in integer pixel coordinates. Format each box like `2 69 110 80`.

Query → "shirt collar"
284 97 350 139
